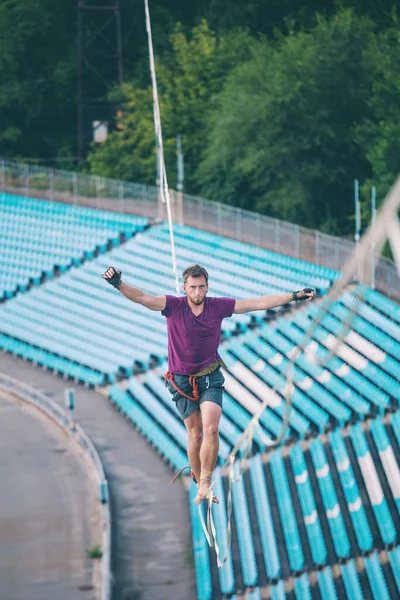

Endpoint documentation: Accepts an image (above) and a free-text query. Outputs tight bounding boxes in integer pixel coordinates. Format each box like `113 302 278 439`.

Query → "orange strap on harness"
164 371 200 402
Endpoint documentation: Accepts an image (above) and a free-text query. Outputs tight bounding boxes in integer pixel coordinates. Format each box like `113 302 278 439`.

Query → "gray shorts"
165 367 225 421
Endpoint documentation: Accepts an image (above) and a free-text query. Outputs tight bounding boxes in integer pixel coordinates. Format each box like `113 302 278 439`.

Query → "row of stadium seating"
0 193 148 300
191 468 399 599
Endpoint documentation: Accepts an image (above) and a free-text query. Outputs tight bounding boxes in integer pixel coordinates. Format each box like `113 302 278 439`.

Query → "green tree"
0 0 77 161
356 24 400 203
198 10 378 234
87 21 254 189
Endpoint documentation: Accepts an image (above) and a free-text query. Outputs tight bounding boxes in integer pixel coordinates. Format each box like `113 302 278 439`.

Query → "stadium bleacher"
0 193 148 300
2 191 400 599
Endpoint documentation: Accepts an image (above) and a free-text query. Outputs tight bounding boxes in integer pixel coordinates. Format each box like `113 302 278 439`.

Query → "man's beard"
192 297 205 305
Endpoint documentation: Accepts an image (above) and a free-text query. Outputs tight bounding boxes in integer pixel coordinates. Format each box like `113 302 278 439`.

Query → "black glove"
292 287 314 303
102 267 122 290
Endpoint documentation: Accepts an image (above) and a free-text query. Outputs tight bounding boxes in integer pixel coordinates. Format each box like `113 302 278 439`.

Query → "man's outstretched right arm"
102 266 166 312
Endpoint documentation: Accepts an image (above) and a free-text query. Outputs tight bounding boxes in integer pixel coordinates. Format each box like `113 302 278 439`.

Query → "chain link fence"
1 159 398 299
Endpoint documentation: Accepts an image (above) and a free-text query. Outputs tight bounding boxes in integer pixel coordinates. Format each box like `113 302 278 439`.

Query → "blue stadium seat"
290 443 327 566
249 454 281 579
231 466 258 587
317 566 338 599
369 417 400 512
350 424 397 545
388 546 400 595
329 429 373 553
364 553 391 600
293 573 312 599
210 471 236 595
340 560 364 600
270 581 287 600
309 438 351 559
269 451 305 572
188 482 213 600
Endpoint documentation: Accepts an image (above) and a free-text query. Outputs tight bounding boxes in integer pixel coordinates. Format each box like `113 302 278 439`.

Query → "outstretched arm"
233 288 314 314
102 266 166 312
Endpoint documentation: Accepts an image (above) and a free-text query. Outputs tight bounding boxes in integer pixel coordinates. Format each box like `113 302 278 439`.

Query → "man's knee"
203 422 219 439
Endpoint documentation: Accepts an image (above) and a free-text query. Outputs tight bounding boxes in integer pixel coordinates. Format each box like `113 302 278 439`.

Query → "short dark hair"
182 264 209 284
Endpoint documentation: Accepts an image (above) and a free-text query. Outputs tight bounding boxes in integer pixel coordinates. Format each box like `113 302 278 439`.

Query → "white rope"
144 0 180 295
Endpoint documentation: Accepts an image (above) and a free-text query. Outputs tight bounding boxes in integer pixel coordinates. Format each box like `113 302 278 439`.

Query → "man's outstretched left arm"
233 288 315 314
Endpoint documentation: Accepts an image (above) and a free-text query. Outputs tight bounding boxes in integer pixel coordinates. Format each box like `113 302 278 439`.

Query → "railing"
0 374 112 600
1 159 398 299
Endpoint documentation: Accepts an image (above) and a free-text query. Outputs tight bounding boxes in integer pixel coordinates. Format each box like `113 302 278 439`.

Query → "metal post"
371 185 377 289
49 169 54 201
95 175 101 207
354 179 361 243
1 160 5 190
176 134 184 225
77 1 83 161
275 219 280 252
119 181 124 213
335 237 340 271
100 480 109 504
25 164 30 196
65 388 75 424
295 224 300 258
200 196 203 230
315 231 320 265
115 0 124 84
73 173 78 204
236 207 241 241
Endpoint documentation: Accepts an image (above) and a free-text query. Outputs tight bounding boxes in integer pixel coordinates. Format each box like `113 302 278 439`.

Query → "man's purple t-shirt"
162 295 236 375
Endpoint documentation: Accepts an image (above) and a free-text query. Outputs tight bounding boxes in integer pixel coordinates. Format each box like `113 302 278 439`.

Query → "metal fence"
0 374 112 600
1 158 398 299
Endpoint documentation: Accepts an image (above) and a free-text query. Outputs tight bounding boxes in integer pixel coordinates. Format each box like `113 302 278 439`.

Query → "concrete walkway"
0 391 101 600
0 353 196 600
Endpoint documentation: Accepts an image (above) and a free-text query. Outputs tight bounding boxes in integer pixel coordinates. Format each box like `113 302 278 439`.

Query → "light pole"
177 134 184 225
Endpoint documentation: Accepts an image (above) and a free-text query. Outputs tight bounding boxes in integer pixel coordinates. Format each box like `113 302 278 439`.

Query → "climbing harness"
164 372 200 402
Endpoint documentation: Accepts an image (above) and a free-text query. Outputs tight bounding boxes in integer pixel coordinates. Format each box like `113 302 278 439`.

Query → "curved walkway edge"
0 373 112 600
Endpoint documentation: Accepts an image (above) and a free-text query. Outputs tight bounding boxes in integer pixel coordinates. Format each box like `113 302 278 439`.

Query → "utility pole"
354 179 361 243
371 186 377 289
176 134 184 225
77 0 124 160
354 178 361 281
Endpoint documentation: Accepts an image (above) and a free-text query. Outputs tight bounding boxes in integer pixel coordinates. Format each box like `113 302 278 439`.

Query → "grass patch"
86 544 102 559
184 547 194 569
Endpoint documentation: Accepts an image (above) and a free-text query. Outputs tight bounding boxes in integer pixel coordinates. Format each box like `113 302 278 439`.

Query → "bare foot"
194 482 219 505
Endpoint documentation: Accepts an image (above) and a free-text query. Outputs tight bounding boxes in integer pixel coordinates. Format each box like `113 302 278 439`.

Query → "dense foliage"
0 0 399 235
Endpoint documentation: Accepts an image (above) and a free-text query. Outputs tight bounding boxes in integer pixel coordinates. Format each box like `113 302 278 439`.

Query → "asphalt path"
0 352 196 600
0 389 102 600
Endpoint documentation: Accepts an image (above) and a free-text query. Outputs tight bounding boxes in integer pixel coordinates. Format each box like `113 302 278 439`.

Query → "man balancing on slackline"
103 263 314 504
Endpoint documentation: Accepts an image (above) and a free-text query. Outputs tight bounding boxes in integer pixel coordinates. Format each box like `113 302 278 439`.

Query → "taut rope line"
144 0 180 295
